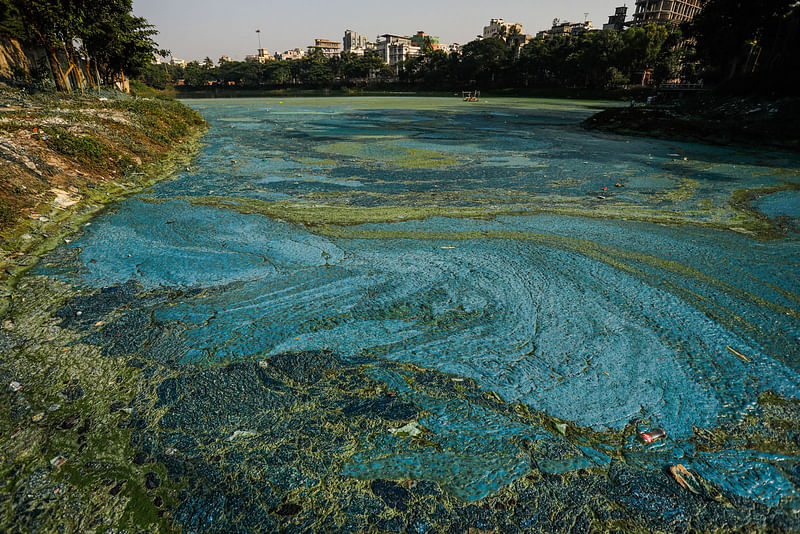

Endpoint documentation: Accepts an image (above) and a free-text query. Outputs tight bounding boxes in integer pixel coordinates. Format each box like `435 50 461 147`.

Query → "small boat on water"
462 90 480 102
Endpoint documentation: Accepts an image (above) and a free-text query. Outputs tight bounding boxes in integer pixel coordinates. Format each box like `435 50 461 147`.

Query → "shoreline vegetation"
0 84 207 314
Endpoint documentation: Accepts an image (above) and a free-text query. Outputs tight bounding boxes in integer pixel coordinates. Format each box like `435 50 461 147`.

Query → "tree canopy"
0 0 167 91
688 0 800 89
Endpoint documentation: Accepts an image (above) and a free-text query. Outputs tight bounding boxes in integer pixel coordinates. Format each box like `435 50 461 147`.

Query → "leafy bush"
0 200 15 228
46 127 108 166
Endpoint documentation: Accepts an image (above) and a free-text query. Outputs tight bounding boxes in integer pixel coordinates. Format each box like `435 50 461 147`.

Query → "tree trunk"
83 55 98 90
63 42 84 94
33 29 70 92
49 47 71 92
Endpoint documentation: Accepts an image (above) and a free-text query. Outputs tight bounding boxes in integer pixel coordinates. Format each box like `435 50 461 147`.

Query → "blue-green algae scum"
3 97 800 532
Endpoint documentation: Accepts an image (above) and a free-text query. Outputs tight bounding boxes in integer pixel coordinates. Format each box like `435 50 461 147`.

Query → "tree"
8 0 166 92
299 49 334 85
689 0 800 86
11 0 72 90
459 38 510 88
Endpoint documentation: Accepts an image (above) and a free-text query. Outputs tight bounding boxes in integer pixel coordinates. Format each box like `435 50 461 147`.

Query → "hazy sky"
132 0 628 61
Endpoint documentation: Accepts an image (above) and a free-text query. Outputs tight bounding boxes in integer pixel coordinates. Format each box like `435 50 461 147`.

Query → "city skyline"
132 0 626 61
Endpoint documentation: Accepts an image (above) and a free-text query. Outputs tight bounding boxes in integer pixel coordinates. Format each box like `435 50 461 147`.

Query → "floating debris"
726 345 751 363
50 455 67 468
669 464 727 503
226 430 259 441
389 421 424 438
670 464 700 494
639 428 667 443
9 381 22 392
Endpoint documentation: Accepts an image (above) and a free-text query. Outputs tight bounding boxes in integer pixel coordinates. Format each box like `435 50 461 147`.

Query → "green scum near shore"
3 96 800 532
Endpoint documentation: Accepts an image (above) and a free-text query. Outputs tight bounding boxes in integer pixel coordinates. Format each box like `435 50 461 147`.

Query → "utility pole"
256 29 262 51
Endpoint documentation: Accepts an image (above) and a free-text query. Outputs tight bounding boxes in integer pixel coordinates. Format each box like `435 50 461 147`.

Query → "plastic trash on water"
726 345 751 363
226 430 258 441
32 412 45 422
9 381 22 392
50 455 67 468
669 464 727 503
670 464 701 494
389 421 424 438
638 428 667 443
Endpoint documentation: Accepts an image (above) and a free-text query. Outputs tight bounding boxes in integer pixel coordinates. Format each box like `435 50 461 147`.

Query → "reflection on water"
26 97 800 530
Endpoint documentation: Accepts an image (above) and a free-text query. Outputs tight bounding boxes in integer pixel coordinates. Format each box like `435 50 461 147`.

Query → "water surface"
25 97 800 530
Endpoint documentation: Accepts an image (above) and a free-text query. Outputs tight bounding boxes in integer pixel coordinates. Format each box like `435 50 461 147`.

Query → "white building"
376 34 420 66
343 30 369 52
169 57 185 67
275 48 305 61
245 48 272 63
482 18 524 39
308 39 341 58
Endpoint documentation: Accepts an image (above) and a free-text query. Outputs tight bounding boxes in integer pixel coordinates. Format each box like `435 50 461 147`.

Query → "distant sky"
132 0 628 62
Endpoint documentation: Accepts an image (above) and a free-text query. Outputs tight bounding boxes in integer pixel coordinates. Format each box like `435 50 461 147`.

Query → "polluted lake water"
2 97 800 532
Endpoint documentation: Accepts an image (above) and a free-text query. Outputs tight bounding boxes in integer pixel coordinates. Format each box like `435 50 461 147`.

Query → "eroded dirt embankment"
0 86 206 312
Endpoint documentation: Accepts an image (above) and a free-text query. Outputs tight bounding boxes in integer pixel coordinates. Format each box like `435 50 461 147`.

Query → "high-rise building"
343 30 369 52
632 0 703 26
603 6 629 31
375 34 420 66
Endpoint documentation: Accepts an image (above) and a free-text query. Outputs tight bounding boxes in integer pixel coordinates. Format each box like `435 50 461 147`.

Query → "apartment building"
343 30 369 52
245 48 272 63
308 39 341 58
603 6 629 31
410 31 440 50
375 34 421 66
482 18 524 39
632 0 703 25
275 49 305 61
537 19 595 38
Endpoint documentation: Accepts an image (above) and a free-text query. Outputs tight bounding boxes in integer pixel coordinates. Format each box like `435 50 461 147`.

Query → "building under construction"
632 0 704 26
